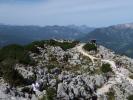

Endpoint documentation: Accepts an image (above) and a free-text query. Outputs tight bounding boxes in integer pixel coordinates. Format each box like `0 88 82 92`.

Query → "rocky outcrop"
0 42 133 100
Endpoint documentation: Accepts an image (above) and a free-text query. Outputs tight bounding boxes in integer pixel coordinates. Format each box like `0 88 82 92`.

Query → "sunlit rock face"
0 41 133 100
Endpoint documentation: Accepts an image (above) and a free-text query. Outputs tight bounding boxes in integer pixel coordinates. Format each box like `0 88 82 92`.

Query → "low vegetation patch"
39 95 47 100
101 63 112 73
39 87 56 100
128 95 133 100
0 44 34 65
46 87 56 100
25 39 78 53
0 44 35 86
83 43 97 52
106 91 115 100
46 64 57 71
129 75 133 79
0 58 26 86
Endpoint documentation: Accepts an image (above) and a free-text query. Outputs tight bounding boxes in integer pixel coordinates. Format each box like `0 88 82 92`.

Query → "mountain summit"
112 23 133 29
83 23 133 58
0 40 133 100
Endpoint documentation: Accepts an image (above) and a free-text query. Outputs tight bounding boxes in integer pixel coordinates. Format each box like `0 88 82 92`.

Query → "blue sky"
0 0 133 27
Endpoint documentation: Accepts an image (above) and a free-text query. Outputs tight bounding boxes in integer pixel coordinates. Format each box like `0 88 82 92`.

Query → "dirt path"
76 43 133 95
76 43 97 64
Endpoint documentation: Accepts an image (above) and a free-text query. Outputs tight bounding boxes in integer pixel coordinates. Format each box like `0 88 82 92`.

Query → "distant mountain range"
0 24 94 46
83 23 133 58
1 23 133 58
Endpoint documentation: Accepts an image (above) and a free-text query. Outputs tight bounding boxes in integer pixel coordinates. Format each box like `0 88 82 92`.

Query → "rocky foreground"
0 41 133 100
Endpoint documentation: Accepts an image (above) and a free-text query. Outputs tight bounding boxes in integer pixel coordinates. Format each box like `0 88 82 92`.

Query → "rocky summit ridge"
0 40 133 100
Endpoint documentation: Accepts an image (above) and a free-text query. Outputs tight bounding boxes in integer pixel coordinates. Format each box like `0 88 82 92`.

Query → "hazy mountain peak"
0 23 4 25
113 23 133 29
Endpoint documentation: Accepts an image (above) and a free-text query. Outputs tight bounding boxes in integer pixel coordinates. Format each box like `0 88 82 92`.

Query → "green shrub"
1 59 25 86
58 42 76 51
101 63 112 73
46 88 56 100
25 40 47 54
46 65 57 71
25 43 40 54
0 44 24 61
21 87 31 93
107 91 115 100
25 40 77 52
63 54 71 62
129 75 133 79
0 44 35 86
83 43 97 51
47 39 77 51
128 95 133 100
39 95 47 100
0 44 34 65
